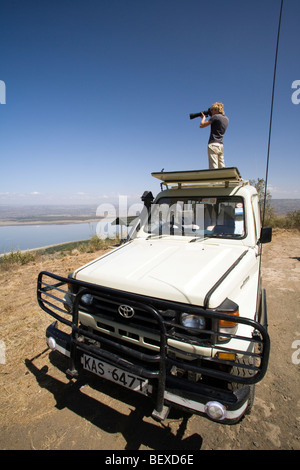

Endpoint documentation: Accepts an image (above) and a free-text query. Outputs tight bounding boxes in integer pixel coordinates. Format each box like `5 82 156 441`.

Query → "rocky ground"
0 230 299 451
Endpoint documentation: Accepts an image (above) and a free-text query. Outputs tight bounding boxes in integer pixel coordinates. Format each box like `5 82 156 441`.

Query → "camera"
189 108 211 119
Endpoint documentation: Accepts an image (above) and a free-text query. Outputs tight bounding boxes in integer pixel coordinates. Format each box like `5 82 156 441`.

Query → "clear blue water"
0 223 98 254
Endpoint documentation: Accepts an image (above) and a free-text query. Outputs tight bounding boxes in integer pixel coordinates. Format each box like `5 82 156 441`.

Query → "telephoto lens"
189 108 211 119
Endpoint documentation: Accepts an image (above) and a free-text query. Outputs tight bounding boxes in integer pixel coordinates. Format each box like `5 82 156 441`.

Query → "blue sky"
0 0 299 205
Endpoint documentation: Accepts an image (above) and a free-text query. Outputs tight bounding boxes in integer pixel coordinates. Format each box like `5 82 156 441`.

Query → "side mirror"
260 226 272 244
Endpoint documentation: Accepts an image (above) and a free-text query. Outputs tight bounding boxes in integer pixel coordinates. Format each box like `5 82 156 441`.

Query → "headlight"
81 293 94 305
181 313 205 330
63 293 73 313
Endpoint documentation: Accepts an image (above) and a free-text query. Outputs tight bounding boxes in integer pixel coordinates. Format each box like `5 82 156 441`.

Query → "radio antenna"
262 0 284 229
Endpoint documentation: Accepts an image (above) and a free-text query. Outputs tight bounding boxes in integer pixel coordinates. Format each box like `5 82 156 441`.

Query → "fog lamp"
181 313 205 330
205 401 227 421
47 336 56 351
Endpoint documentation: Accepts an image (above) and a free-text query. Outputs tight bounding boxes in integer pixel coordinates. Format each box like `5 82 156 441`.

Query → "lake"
0 223 99 254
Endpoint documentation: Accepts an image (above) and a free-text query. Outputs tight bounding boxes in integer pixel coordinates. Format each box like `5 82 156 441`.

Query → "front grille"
78 291 212 350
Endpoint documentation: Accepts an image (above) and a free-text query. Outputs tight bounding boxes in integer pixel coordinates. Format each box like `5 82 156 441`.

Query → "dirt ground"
0 230 299 451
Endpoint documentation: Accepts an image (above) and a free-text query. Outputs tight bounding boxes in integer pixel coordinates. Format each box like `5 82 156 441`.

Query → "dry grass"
0 245 112 426
0 236 118 270
1 230 300 449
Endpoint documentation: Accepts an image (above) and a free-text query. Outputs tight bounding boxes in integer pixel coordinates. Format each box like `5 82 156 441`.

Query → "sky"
0 0 299 206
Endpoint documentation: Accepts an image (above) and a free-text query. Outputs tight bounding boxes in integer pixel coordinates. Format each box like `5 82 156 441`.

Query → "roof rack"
152 167 245 189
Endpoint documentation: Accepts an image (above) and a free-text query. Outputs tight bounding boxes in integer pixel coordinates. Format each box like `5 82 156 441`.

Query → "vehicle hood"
73 238 249 308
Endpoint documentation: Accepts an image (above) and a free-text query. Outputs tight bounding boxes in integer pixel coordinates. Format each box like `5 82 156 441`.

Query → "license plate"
81 354 150 395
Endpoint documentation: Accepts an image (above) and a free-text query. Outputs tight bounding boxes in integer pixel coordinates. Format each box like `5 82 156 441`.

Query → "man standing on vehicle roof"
200 102 229 169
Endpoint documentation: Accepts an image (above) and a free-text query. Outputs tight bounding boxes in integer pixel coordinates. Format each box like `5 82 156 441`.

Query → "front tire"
227 355 256 420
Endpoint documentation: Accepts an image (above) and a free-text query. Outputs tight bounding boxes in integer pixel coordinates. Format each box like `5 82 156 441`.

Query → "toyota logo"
118 305 135 318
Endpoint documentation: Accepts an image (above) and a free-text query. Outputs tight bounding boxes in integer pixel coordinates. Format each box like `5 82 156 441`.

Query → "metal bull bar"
71 288 168 414
37 271 169 413
37 271 270 416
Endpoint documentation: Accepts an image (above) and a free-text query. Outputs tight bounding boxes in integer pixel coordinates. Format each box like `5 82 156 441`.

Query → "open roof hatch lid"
151 167 243 187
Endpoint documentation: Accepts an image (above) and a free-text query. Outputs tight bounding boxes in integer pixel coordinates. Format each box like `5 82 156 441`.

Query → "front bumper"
46 320 250 423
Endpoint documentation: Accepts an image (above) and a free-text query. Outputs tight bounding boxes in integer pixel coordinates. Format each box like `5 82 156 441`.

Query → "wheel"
227 355 256 418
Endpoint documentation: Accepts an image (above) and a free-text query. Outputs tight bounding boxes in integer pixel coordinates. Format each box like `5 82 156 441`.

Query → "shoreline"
0 218 101 227
0 237 120 259
0 238 92 257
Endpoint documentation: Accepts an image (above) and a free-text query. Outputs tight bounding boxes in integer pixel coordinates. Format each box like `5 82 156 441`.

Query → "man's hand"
200 114 211 128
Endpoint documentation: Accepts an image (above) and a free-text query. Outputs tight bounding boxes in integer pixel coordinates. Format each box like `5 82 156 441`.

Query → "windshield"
143 196 245 239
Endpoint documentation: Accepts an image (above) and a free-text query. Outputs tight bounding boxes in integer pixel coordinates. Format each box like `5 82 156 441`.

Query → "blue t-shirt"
208 114 229 144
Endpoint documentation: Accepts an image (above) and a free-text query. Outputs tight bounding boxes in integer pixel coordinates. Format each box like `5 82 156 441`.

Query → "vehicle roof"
154 183 257 201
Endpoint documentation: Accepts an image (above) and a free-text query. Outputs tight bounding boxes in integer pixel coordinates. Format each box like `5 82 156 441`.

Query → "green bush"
266 210 300 230
0 235 119 269
285 210 300 229
250 178 300 230
0 249 37 267
78 235 117 253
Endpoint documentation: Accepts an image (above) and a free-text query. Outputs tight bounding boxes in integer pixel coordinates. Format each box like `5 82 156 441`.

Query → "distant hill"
1 200 300 225
270 199 300 215
0 204 99 225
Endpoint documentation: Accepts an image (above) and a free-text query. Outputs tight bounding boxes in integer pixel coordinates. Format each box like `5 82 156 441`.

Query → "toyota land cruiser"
37 167 271 423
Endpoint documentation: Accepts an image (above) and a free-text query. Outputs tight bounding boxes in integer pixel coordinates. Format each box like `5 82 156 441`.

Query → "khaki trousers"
207 143 225 169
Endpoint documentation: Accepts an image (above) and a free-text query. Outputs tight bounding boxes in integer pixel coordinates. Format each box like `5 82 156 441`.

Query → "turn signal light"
218 309 239 328
216 352 236 361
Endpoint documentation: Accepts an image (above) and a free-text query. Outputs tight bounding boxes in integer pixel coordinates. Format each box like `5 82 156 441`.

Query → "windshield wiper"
189 235 210 243
146 234 170 240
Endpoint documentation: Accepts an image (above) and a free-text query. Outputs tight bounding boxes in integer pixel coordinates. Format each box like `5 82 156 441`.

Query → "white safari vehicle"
38 168 271 424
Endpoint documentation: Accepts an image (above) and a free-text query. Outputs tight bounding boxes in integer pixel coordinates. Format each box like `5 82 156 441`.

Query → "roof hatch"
151 167 243 189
